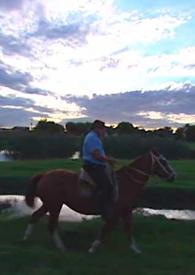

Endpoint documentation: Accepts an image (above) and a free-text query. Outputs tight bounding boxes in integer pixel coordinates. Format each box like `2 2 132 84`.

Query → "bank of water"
1 195 195 221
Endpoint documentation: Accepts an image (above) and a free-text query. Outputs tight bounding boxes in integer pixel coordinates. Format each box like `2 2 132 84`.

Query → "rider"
82 120 116 218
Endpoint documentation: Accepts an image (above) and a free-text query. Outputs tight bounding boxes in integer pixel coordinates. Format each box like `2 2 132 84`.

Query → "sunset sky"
0 0 195 129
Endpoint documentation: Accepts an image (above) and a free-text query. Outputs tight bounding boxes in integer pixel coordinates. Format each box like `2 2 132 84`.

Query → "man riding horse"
82 120 116 219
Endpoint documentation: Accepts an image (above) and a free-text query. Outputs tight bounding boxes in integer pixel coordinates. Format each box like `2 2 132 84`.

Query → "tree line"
0 119 195 160
38 120 195 142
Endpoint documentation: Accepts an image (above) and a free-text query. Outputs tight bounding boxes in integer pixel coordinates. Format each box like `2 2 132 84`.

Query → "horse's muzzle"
167 173 176 182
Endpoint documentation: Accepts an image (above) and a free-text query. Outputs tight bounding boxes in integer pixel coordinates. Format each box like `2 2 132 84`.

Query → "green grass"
148 159 195 188
0 158 82 178
0 214 195 275
0 159 82 194
0 158 195 193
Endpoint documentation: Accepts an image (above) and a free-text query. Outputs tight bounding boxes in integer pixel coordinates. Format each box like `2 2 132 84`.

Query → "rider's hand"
107 157 117 166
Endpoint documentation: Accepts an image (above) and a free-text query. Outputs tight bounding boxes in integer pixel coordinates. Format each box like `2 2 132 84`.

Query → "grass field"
0 159 82 194
0 158 195 192
0 213 195 275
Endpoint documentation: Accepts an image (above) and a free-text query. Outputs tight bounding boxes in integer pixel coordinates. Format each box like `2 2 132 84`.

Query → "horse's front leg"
88 216 118 254
122 209 142 254
48 205 66 252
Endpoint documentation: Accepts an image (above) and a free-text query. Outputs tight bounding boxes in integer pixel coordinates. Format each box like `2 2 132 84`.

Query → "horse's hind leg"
89 216 118 253
122 210 141 254
23 204 47 241
47 204 66 252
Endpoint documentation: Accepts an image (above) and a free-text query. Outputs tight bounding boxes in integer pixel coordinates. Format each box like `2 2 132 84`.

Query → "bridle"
124 151 175 184
150 152 176 181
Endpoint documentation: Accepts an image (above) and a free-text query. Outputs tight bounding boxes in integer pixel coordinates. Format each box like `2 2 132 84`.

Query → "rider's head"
91 120 107 138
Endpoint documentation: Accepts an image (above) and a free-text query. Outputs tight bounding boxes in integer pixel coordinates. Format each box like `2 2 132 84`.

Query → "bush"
104 134 193 159
5 133 81 159
1 132 195 160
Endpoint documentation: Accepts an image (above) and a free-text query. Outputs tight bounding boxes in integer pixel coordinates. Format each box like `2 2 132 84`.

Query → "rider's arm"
92 149 116 164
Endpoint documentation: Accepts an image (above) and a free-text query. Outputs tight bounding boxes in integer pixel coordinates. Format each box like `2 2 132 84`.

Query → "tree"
154 127 173 138
185 125 195 142
115 122 136 135
33 119 64 134
66 122 91 135
175 127 185 140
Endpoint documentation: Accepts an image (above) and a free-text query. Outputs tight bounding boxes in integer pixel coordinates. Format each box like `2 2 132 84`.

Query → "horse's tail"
25 173 43 208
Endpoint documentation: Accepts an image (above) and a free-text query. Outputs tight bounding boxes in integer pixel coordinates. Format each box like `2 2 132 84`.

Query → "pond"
70 151 80 160
0 195 94 221
0 150 80 161
1 195 195 221
0 150 13 161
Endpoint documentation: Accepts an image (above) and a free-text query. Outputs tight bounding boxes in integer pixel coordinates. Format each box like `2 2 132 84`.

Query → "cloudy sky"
0 0 195 129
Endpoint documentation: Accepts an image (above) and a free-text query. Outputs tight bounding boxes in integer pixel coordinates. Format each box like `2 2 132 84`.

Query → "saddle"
79 163 119 201
79 169 96 197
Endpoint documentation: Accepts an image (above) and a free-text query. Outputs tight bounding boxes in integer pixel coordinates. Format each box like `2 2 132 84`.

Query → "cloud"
0 61 53 96
0 63 32 91
0 94 34 107
23 87 53 96
0 90 86 127
0 1 194 128
1 83 195 129
0 0 24 11
62 84 195 127
0 93 56 127
0 108 38 127
0 32 31 56
31 19 90 47
0 1 192 97
0 94 53 113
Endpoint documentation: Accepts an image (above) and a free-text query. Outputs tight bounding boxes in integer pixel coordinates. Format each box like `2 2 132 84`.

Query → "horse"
23 149 176 254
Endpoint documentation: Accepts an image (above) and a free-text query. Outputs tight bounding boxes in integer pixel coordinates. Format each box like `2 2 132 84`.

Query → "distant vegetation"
0 119 195 159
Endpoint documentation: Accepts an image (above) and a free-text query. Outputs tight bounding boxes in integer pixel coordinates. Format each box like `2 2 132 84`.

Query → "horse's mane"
46 168 76 175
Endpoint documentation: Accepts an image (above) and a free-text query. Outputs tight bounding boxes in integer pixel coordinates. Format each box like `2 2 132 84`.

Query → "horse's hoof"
88 245 101 254
130 245 142 255
88 247 96 254
134 249 142 255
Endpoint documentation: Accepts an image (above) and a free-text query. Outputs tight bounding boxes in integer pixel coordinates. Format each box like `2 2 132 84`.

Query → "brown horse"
23 149 176 253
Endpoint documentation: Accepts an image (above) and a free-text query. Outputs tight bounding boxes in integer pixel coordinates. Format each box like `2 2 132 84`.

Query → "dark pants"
83 162 113 216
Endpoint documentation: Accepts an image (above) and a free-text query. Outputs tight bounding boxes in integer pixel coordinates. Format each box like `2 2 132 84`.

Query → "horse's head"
150 149 176 182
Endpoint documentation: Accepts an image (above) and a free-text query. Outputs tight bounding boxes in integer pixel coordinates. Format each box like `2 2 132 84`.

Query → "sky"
0 0 195 129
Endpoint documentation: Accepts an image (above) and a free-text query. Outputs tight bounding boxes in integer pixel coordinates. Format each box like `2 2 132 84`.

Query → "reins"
123 153 153 185
123 151 174 184
127 167 151 177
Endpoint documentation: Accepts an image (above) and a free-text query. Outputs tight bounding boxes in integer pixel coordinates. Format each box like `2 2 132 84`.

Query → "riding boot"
96 192 108 218
101 201 115 220
96 186 114 219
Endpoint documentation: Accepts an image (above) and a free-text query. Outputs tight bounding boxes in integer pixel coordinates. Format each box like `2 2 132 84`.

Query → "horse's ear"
151 147 160 156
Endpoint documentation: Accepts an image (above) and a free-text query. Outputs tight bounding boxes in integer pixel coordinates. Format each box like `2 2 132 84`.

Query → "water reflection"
71 151 80 160
0 150 12 161
140 208 195 220
0 195 94 221
1 195 195 221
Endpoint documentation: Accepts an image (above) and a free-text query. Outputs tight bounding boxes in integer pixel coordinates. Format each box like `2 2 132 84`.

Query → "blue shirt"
82 130 106 165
